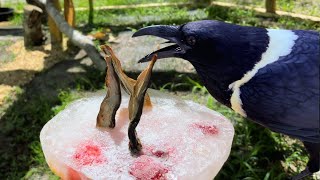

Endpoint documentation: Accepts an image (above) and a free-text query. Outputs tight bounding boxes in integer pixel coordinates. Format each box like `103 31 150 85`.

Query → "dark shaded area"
0 8 14 22
0 27 23 36
0 54 98 179
0 70 38 86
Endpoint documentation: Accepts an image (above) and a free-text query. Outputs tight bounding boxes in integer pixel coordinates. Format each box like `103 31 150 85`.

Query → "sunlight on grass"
71 0 189 7
213 0 320 17
75 6 206 26
0 40 15 66
207 6 320 31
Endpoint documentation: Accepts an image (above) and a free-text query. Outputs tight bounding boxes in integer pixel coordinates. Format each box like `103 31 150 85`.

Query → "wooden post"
64 0 75 27
64 0 76 48
265 0 276 13
37 0 106 71
88 0 94 25
48 0 62 52
190 0 211 5
23 5 45 48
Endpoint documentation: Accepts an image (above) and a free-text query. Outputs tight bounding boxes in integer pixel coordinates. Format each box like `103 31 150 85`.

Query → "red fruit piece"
152 150 166 158
73 141 106 166
193 123 219 135
129 155 169 180
144 145 175 158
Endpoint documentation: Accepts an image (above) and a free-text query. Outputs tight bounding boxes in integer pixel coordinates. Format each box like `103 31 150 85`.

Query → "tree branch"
38 0 106 71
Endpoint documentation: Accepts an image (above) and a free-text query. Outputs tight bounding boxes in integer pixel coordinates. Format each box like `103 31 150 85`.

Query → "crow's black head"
132 20 242 64
133 20 269 106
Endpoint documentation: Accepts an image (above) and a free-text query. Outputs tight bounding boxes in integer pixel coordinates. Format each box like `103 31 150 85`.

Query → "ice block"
40 90 234 180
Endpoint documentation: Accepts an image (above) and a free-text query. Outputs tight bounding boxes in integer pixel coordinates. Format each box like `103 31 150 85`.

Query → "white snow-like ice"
40 90 234 180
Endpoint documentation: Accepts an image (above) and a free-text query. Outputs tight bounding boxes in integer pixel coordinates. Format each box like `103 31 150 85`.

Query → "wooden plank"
48 0 62 51
64 0 75 27
265 0 276 13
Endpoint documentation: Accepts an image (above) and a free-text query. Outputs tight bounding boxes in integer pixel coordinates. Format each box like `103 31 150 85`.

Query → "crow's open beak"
132 25 187 63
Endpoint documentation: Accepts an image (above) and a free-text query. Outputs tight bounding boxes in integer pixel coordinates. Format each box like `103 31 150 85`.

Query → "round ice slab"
40 90 234 180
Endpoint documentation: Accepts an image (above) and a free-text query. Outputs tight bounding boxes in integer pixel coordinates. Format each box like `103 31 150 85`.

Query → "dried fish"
96 47 121 128
128 54 157 154
98 45 157 154
102 45 152 108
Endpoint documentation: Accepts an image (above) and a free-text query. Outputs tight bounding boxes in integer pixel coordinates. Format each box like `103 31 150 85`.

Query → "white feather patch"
229 29 298 117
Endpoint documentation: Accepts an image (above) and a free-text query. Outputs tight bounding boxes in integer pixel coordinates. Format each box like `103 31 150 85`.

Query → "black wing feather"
240 30 320 143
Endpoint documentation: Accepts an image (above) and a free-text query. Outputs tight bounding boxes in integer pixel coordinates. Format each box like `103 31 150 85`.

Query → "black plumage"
241 30 319 143
132 20 320 179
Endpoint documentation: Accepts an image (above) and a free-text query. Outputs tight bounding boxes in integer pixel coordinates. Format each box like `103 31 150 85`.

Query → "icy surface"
40 90 234 180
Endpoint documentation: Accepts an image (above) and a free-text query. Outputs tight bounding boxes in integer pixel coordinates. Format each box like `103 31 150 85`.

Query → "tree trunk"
23 5 45 48
48 0 63 52
38 0 106 71
88 0 94 25
265 0 276 13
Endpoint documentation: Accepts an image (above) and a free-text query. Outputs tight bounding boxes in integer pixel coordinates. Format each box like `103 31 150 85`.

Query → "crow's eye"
186 36 196 46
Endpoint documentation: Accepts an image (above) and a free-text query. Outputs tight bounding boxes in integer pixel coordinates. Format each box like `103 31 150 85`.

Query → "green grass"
71 0 189 7
5 1 319 32
77 4 318 33
0 0 189 11
7 13 22 26
207 5 320 31
0 88 80 179
7 5 206 27
0 65 105 179
2 0 319 17
0 1 25 11
213 0 320 17
0 40 16 66
76 6 206 27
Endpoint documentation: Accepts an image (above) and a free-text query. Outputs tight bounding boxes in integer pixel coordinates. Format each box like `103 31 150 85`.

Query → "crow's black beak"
132 25 187 63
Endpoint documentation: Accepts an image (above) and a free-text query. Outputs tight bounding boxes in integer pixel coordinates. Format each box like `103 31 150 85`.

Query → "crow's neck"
192 27 269 107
